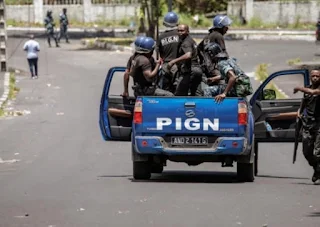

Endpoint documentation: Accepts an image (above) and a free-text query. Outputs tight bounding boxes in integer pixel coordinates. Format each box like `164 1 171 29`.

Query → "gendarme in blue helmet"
135 36 155 54
163 11 179 28
210 15 232 30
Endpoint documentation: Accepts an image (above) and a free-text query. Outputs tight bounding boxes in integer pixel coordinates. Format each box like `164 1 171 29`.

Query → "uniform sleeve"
126 55 134 70
140 56 152 72
217 60 233 79
181 41 193 54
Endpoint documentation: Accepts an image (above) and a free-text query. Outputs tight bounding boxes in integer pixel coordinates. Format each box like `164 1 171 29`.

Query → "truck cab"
99 67 310 182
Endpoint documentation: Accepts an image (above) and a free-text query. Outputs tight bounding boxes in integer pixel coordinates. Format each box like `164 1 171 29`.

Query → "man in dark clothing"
167 24 203 96
197 15 232 64
122 36 145 97
58 8 69 43
294 69 320 184
129 36 174 97
156 11 180 93
44 10 59 47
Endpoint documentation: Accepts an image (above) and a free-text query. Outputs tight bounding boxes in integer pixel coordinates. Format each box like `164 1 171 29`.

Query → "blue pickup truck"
99 67 310 182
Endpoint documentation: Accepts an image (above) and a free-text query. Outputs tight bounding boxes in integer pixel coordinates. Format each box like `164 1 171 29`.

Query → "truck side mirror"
263 89 276 100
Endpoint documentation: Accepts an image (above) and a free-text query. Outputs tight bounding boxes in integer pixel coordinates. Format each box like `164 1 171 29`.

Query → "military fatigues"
203 58 253 97
157 29 180 92
301 86 320 177
196 30 228 96
58 12 69 43
130 55 173 97
197 30 229 57
44 15 59 47
175 35 202 96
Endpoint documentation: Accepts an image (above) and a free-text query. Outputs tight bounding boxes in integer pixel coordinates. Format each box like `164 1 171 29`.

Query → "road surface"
0 38 319 227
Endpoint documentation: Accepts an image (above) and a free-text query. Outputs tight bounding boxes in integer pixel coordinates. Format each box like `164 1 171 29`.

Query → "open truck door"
250 69 310 175
99 67 136 141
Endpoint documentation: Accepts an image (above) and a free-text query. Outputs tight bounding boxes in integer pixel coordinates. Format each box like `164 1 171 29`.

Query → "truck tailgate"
140 97 243 135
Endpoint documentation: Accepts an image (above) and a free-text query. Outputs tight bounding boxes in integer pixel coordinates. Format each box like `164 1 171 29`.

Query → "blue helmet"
210 15 232 30
135 36 155 53
163 11 179 28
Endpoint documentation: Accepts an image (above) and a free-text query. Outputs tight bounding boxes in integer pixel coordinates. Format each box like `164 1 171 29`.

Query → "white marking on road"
246 72 255 78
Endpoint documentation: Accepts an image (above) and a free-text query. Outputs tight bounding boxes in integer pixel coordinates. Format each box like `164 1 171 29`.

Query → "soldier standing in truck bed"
156 11 180 93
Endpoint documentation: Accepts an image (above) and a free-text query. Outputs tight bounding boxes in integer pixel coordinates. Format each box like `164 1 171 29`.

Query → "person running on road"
294 69 320 184
23 34 40 79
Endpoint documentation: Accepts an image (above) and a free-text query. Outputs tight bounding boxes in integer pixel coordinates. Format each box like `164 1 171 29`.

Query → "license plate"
171 136 208 146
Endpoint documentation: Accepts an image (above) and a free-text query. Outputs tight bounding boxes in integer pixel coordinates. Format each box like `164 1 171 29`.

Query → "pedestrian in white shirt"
23 34 40 79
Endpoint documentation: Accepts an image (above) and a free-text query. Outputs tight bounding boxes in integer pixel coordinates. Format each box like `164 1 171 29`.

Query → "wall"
5 2 139 24
228 0 320 24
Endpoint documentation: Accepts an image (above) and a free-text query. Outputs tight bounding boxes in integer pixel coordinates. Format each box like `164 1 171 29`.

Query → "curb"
7 27 316 41
0 72 10 109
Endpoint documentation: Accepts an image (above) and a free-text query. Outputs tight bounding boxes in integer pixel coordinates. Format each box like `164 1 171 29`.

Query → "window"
260 72 305 100
108 71 134 97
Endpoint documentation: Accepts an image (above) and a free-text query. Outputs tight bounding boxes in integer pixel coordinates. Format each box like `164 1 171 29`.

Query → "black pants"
174 71 190 96
27 58 38 77
58 25 69 42
302 119 320 169
189 66 203 96
47 31 59 47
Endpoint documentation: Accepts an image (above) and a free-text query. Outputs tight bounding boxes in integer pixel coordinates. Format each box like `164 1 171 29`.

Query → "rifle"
293 115 303 164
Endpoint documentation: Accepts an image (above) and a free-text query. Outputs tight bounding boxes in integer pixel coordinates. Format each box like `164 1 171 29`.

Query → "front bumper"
134 136 249 155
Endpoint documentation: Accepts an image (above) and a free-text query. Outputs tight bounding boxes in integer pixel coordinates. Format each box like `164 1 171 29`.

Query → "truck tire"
133 162 151 180
151 164 163 173
237 162 255 182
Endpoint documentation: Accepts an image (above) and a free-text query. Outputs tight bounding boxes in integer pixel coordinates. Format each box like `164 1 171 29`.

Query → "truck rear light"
238 101 247 125
133 100 143 124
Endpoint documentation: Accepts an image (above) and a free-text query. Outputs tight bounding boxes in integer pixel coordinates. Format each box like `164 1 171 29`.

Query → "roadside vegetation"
255 63 287 99
0 72 20 117
287 58 301 66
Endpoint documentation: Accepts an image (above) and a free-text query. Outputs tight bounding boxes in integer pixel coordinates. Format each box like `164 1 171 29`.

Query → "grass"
287 58 301 66
255 63 287 99
6 14 317 30
0 72 20 117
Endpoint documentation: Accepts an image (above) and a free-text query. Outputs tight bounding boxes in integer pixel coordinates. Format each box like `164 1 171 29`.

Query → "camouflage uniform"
44 11 59 47
204 58 253 97
58 10 69 43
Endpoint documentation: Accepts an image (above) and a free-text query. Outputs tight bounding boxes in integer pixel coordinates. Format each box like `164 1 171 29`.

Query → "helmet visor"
219 16 232 27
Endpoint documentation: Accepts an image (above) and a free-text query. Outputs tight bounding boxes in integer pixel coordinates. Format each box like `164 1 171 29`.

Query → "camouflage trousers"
203 84 236 97
302 119 320 168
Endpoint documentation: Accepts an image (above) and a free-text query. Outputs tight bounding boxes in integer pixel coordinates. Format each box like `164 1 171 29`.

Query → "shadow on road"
126 170 243 184
257 175 309 180
306 212 320 217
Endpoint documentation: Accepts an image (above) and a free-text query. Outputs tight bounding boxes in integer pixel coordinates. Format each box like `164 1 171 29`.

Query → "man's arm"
168 42 192 66
294 86 320 95
123 69 130 96
23 42 28 51
143 61 161 79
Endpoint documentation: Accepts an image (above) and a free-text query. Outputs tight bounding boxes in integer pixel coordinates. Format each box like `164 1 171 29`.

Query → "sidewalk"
6 26 316 41
0 72 4 100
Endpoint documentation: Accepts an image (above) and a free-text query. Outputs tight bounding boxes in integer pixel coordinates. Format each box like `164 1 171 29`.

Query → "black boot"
312 164 320 184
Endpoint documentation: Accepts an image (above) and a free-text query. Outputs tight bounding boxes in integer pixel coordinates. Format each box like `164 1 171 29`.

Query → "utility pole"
0 0 7 72
168 0 172 12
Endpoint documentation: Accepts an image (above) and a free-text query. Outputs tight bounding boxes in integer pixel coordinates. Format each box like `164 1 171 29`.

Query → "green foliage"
173 0 228 15
5 0 32 5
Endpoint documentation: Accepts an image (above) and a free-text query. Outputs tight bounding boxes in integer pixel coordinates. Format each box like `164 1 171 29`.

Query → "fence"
5 0 140 24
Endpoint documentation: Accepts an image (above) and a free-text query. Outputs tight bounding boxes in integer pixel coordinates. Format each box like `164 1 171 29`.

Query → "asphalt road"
0 38 319 227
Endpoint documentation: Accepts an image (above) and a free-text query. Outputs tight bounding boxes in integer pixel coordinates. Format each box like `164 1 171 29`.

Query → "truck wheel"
151 164 163 173
133 162 151 180
237 162 255 182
